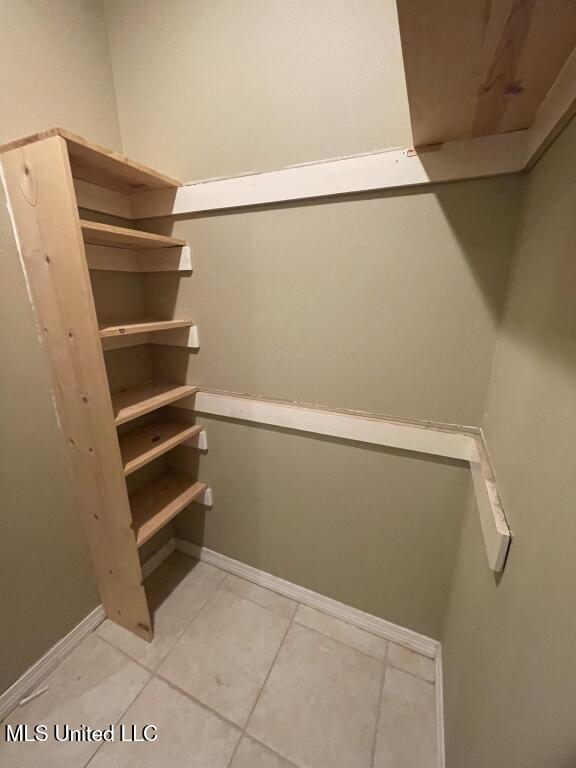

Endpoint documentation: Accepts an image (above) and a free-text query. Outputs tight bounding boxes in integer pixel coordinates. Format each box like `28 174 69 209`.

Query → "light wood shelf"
86 244 192 273
80 220 186 249
112 383 198 425
0 128 207 644
131 474 208 547
0 127 181 193
99 319 193 338
120 418 202 476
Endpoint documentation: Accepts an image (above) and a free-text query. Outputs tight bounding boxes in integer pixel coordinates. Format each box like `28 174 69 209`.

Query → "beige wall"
0 0 121 148
140 177 521 640
172 418 470 639
442 118 576 767
103 0 412 179
144 179 521 425
0 0 121 693
102 0 524 639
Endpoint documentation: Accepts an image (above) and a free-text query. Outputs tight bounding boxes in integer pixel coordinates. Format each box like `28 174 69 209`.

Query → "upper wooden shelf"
0 127 181 193
99 319 193 338
131 473 208 547
111 383 198 425
396 0 576 146
80 220 186 250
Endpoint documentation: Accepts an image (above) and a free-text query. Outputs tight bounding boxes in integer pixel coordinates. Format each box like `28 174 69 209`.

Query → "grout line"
224 727 245 767
95 633 158 674
154 670 243 733
82 663 154 768
239 733 302 768
161 568 227 636
370 643 390 768
385 662 436 685
95 633 242 733
221 573 299 621
241 606 295 730
225 602 298 767
292 616 388 663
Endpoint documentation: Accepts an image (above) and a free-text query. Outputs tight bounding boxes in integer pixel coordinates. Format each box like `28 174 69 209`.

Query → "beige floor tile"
387 642 436 683
158 588 290 726
373 666 437 768
0 635 150 768
222 574 297 619
90 676 240 768
97 552 225 670
247 623 382 768
231 736 297 768
294 605 388 660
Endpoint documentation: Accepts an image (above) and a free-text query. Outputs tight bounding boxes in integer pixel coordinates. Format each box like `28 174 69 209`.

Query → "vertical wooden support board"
1 136 152 640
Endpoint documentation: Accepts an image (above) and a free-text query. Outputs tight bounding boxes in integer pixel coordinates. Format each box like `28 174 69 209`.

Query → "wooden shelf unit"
0 129 211 642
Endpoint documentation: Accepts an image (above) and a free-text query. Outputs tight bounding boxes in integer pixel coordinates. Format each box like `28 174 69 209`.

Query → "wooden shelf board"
80 220 186 250
111 383 198 425
120 418 202 476
131 474 208 547
396 1 576 146
85 244 192 273
99 318 193 338
0 127 181 192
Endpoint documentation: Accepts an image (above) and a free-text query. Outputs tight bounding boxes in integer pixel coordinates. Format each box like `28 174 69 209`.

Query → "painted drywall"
0 0 121 148
442 117 576 767
144 178 522 426
172 417 470 639
103 0 412 179
0 0 121 694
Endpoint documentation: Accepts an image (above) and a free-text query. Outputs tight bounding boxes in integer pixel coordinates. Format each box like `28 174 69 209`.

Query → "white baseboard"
175 538 439 659
141 538 176 579
435 647 446 768
0 544 178 721
0 605 105 721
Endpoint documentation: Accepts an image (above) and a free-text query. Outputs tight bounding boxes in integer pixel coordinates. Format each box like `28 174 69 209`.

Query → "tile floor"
1 552 439 768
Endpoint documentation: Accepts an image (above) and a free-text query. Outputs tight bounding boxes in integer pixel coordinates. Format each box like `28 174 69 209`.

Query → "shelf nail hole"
93 514 99 520
82 395 89 404
69 438 75 446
